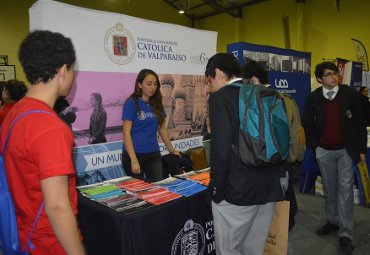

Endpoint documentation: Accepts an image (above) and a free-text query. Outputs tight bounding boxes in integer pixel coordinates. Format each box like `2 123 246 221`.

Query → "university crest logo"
137 111 146 120
171 219 205 255
104 23 136 65
113 35 127 56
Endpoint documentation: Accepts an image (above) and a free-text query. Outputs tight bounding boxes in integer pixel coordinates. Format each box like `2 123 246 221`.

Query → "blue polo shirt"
122 98 165 153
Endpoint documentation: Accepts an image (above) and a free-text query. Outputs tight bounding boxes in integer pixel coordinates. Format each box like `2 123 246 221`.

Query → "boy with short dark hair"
302 61 367 254
0 30 85 255
206 53 286 255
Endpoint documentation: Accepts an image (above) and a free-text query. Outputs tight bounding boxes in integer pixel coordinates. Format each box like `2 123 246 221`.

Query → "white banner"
30 0 217 74
30 0 217 182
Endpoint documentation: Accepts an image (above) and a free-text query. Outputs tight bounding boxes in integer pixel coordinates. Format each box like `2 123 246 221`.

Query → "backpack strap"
1 110 53 155
1 109 54 252
24 202 44 252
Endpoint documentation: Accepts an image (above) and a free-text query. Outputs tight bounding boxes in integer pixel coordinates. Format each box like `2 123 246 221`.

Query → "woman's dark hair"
5 79 28 102
91 92 102 105
0 81 6 105
18 30 76 84
91 92 104 112
128 69 165 126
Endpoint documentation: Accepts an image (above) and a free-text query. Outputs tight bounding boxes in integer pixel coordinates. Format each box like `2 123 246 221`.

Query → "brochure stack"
78 170 211 214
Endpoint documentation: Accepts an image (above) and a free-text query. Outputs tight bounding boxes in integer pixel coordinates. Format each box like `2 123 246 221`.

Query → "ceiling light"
179 6 185 14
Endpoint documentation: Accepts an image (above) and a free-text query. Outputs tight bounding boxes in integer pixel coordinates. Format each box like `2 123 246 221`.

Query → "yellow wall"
0 0 191 83
198 0 370 88
304 0 370 68
1 0 370 84
201 0 370 71
198 0 298 52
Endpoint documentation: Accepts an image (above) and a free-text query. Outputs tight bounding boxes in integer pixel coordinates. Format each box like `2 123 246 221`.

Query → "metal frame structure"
163 0 270 21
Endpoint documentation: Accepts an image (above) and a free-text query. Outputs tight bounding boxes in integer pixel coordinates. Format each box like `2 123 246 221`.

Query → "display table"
78 190 216 255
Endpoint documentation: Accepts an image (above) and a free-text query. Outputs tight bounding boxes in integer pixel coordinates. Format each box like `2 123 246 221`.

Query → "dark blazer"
302 84 367 162
359 94 370 126
208 82 285 206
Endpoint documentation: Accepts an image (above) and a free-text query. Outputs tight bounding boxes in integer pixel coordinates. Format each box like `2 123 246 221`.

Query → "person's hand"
68 106 78 113
62 106 78 114
131 161 141 174
171 150 181 157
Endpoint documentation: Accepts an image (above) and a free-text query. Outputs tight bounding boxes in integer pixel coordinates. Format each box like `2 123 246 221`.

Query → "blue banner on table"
73 141 125 186
227 42 311 114
73 137 205 185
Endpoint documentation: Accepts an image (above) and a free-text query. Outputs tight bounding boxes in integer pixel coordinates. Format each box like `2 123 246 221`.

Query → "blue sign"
73 141 125 186
227 41 312 114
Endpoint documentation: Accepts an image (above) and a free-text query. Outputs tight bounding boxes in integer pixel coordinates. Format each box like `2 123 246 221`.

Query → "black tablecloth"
78 190 216 255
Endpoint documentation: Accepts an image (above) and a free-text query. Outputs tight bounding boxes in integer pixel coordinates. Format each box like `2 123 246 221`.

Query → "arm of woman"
123 120 140 174
158 124 180 156
41 175 85 255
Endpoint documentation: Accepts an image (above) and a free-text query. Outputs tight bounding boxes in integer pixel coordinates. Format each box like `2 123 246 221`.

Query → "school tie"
327 90 335 100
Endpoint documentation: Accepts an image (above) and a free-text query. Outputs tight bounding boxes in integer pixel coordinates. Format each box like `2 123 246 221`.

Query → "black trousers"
122 150 163 182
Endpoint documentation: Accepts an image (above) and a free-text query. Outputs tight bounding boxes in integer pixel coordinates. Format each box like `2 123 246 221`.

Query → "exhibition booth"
28 1 218 254
22 1 370 255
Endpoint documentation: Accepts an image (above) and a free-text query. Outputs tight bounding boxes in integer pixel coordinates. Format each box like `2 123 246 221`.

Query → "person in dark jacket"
241 60 298 233
302 61 367 254
54 96 77 128
206 53 286 255
241 59 269 85
359 86 370 126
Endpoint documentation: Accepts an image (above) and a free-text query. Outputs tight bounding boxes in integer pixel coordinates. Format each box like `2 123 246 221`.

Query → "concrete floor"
290 186 370 255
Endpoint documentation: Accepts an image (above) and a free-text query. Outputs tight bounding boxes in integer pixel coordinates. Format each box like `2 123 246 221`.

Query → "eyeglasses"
322 71 339 78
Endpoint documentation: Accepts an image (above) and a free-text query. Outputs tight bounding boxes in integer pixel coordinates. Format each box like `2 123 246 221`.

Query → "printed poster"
30 0 217 183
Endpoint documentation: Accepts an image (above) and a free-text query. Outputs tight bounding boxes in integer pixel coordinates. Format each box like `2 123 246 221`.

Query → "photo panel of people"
68 72 209 147
70 72 210 185
67 72 136 146
243 50 311 74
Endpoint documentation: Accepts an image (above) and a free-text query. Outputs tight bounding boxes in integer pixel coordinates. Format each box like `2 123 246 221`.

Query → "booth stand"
79 189 216 255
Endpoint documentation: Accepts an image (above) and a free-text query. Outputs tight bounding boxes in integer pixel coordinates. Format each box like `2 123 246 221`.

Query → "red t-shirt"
0 97 79 255
0 102 16 125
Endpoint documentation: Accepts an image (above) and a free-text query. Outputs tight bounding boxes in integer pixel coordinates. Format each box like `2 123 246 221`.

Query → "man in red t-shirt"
0 31 85 255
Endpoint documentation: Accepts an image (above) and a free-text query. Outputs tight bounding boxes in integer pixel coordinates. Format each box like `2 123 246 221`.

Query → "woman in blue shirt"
122 69 180 181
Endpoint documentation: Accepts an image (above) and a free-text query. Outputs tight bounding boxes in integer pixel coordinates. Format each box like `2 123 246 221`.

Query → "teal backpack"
230 83 290 167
